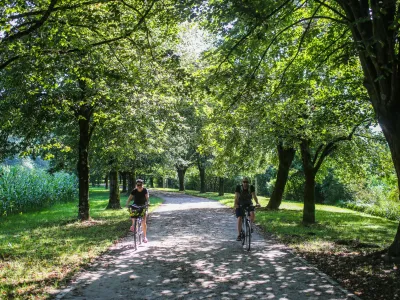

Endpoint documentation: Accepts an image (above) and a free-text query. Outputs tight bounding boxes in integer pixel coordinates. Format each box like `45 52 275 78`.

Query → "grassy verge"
157 188 399 299
0 187 163 299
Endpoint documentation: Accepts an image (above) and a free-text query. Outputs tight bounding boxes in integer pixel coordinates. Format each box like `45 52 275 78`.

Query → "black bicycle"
240 205 254 251
128 204 148 250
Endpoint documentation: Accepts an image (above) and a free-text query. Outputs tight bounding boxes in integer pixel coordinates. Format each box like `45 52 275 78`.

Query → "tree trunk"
336 0 400 256
267 143 296 209
300 139 315 224
380 116 400 256
218 177 224 196
126 171 134 195
199 166 206 193
105 175 108 189
121 172 127 193
149 176 154 188
77 107 92 221
177 167 187 191
107 169 121 209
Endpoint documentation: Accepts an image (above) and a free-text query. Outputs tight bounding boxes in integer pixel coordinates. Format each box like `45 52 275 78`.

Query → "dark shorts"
236 204 255 218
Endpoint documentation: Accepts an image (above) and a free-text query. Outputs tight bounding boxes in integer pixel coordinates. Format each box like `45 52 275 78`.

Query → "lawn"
0 187 163 299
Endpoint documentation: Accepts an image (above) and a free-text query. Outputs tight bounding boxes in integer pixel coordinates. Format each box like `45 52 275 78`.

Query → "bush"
0 164 77 215
345 181 400 221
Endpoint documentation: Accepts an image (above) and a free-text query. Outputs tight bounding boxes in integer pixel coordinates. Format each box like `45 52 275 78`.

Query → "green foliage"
345 180 400 221
0 164 77 215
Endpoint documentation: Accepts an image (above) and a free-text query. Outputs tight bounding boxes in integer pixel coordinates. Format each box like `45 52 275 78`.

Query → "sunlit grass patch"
0 188 163 299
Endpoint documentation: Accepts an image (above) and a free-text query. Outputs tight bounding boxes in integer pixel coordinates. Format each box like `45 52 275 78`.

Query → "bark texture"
177 167 187 191
107 170 121 209
267 143 296 210
336 0 400 256
218 177 224 196
199 166 206 193
121 172 127 193
77 105 92 221
300 140 316 224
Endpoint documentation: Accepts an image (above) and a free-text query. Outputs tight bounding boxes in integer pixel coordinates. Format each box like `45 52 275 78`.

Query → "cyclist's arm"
234 192 239 208
125 194 133 207
252 192 260 206
145 192 150 205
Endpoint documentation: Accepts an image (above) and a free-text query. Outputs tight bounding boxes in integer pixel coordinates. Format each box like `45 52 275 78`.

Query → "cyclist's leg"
235 207 242 236
250 211 255 223
130 217 135 231
237 216 242 235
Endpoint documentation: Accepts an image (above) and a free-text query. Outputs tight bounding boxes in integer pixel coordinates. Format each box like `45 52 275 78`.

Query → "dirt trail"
54 191 359 300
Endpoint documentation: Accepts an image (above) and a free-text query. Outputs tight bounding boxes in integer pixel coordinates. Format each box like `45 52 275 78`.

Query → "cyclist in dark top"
125 179 150 243
234 177 260 241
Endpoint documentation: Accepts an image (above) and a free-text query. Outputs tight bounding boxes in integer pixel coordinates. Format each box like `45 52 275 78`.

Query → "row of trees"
1 1 400 258
1 0 189 218
186 0 400 257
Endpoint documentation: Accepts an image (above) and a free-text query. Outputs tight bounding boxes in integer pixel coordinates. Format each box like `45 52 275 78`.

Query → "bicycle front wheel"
246 220 251 251
137 219 143 245
241 217 246 247
133 219 138 250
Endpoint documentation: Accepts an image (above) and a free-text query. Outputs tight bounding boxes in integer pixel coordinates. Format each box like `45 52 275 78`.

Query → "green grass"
0 187 163 299
157 188 398 252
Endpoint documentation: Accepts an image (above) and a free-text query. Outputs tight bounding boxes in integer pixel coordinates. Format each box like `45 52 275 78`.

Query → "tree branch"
314 119 371 172
8 0 116 20
2 0 58 44
272 4 323 96
0 55 21 70
314 0 350 22
312 144 324 165
214 24 259 75
57 0 156 54
215 0 294 75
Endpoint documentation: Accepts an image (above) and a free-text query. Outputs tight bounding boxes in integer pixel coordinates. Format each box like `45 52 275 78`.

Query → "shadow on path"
54 192 358 300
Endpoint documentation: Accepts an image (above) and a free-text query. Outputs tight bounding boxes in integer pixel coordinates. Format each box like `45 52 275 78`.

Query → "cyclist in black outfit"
125 179 150 243
234 177 260 241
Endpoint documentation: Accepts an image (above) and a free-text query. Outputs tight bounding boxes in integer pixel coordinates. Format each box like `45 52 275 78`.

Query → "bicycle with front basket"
239 205 255 251
128 204 148 250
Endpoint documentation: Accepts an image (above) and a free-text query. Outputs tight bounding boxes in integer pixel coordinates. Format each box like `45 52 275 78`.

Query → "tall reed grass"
0 165 77 215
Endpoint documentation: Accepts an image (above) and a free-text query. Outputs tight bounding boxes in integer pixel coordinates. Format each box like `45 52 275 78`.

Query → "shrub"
344 181 400 221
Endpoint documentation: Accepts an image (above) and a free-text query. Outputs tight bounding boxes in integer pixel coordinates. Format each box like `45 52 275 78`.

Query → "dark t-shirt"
235 184 255 205
130 188 148 205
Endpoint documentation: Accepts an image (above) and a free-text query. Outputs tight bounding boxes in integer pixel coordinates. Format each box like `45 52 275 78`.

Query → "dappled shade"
57 192 354 299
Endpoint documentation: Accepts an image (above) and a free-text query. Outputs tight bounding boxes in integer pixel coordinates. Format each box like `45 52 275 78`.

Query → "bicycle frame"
240 205 254 251
132 216 143 250
129 204 148 251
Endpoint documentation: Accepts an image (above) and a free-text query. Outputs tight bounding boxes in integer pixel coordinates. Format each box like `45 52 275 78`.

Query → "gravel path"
54 191 359 300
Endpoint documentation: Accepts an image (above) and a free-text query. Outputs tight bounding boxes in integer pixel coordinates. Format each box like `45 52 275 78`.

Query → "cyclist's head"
136 179 144 187
242 177 249 185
